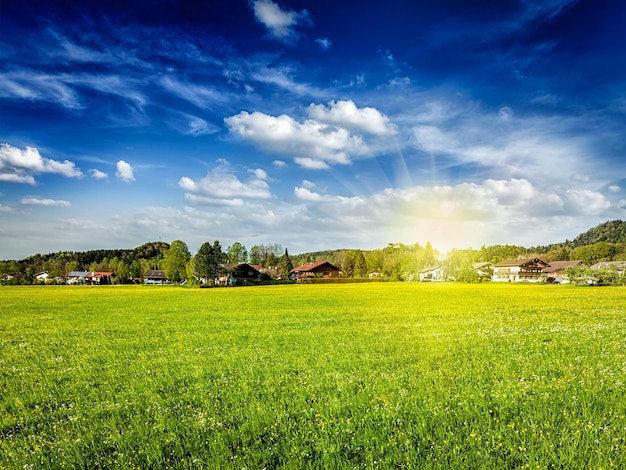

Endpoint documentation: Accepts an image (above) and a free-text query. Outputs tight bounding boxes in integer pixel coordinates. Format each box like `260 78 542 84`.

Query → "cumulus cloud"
20 196 71 208
89 169 109 180
225 101 395 168
0 143 83 184
179 161 272 206
116 160 135 182
307 100 396 136
608 185 621 193
294 186 340 202
273 160 287 168
251 0 310 43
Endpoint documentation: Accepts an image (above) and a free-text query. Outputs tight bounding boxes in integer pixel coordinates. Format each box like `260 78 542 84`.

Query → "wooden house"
229 263 262 285
143 269 168 284
290 261 341 280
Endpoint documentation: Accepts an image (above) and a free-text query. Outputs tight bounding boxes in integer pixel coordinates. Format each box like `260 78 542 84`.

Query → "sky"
1 0 625 260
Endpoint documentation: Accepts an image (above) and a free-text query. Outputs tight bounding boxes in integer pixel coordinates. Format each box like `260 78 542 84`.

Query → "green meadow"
1 284 625 469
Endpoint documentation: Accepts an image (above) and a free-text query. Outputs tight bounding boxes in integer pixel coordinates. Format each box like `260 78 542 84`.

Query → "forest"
1 220 625 285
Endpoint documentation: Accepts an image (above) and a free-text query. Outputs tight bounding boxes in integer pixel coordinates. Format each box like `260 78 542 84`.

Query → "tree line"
1 220 625 285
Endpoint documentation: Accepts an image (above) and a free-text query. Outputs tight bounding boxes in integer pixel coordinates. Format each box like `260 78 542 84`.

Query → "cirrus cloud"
20 196 71 208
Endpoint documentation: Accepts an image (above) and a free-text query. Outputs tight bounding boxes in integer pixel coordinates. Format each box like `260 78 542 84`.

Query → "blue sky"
1 0 624 259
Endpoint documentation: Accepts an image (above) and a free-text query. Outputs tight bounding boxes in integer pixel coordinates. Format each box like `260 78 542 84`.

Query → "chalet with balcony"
492 258 549 282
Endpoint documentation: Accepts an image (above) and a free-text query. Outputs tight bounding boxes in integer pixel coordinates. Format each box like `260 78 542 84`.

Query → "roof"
494 258 548 267
290 261 339 273
86 271 113 278
231 263 261 277
542 260 583 273
419 265 441 273
591 261 626 270
144 269 167 278
67 271 89 277
473 262 492 269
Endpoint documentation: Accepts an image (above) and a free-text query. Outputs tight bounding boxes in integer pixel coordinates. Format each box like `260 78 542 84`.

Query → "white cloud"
116 160 135 182
251 168 269 180
250 64 326 98
179 161 272 206
307 100 396 136
89 169 109 180
159 76 226 110
0 71 82 109
167 114 219 136
251 0 309 43
293 187 331 202
608 185 621 193
408 107 606 187
293 157 330 170
225 101 396 168
20 196 71 208
0 143 83 184
315 38 332 50
226 110 370 167
273 160 287 168
564 189 610 215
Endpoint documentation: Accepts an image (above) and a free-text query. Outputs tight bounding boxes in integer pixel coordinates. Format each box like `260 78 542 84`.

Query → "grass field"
1 283 625 469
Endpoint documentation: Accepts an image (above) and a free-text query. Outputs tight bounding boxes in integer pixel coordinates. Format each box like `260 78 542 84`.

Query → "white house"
492 258 549 282
419 266 445 282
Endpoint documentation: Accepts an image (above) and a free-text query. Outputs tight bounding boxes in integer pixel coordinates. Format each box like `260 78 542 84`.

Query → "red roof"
290 261 338 273
86 271 113 278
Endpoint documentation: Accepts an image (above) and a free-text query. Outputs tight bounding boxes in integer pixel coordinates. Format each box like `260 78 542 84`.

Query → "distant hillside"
21 241 170 266
570 220 626 246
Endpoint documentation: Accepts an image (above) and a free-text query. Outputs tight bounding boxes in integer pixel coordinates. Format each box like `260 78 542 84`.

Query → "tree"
279 248 294 278
419 241 437 269
194 240 226 284
354 250 368 278
342 251 356 278
226 242 248 264
164 240 191 283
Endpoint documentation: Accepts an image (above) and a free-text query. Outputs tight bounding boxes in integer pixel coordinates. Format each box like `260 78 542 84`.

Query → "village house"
542 260 584 283
419 266 445 282
492 258 550 282
143 269 168 284
67 271 89 285
85 271 114 285
290 261 341 280
223 263 262 286
591 261 626 276
473 262 493 281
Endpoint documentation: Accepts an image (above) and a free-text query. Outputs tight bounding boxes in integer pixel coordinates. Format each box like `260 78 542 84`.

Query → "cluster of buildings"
31 258 625 286
420 257 626 283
